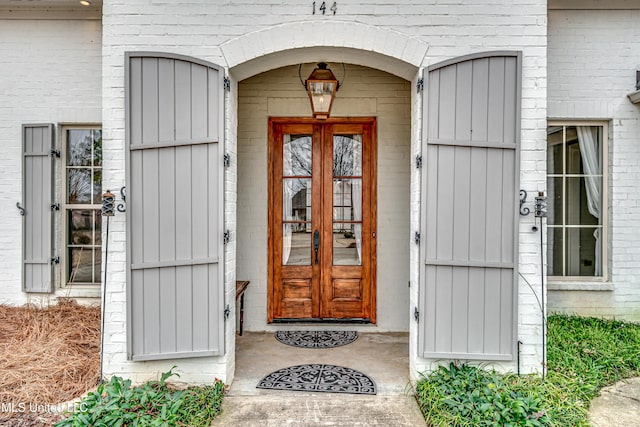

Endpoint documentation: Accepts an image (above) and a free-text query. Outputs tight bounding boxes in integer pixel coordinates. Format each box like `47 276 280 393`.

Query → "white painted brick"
548 9 640 322
1 0 553 382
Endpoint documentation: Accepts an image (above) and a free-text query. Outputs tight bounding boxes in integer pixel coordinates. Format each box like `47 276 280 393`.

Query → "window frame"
546 120 609 283
59 124 103 288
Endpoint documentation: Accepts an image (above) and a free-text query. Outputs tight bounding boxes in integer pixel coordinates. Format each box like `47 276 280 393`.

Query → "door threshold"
271 318 372 324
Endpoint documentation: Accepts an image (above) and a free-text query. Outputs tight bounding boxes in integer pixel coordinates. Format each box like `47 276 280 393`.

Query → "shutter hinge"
50 203 60 211
414 231 421 244
223 153 231 168
414 307 420 322
16 202 25 216
415 154 423 169
223 230 231 245
223 77 231 92
50 149 61 158
416 78 424 93
50 256 60 265
224 304 231 319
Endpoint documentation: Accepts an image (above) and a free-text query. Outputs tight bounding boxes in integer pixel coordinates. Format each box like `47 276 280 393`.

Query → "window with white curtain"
547 122 607 279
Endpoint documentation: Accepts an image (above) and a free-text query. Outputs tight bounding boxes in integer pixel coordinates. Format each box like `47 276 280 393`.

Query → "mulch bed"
0 300 101 425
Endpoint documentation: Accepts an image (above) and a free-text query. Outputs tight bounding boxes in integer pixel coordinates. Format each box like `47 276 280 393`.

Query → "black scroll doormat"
274 330 358 349
256 364 377 395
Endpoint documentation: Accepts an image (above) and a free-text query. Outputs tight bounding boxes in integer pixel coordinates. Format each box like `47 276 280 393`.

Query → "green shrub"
55 368 225 427
416 363 549 427
416 315 640 427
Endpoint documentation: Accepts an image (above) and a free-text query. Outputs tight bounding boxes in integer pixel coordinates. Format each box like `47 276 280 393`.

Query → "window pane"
333 178 362 222
547 177 563 226
93 130 102 166
547 227 563 276
95 210 102 245
333 224 362 266
566 177 600 226
68 169 92 204
93 248 102 283
67 130 93 166
68 210 95 245
283 178 311 221
283 223 311 266
566 227 601 277
92 169 102 204
68 247 93 283
283 134 312 176
333 135 362 176
547 133 563 175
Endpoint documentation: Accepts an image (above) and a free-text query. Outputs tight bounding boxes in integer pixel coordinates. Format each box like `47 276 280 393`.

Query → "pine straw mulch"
0 300 101 426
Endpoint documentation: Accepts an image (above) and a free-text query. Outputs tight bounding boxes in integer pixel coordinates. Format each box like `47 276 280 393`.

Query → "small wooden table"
236 281 250 336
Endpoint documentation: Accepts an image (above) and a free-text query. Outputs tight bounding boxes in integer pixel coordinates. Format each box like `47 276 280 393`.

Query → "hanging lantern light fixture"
305 62 339 119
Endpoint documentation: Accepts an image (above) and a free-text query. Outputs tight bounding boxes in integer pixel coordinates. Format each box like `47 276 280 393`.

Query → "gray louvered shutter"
126 53 225 360
22 124 55 293
419 52 521 360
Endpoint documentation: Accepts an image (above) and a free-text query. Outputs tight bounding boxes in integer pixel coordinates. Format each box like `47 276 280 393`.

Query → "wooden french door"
268 118 376 322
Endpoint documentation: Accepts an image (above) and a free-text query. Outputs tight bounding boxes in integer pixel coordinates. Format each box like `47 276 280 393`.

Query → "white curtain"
282 136 293 265
352 136 363 265
576 126 602 276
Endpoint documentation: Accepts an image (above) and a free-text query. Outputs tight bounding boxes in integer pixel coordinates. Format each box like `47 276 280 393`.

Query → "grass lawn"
415 314 640 426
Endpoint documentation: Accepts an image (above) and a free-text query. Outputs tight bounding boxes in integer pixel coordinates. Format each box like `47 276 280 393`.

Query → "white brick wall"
100 0 546 380
0 13 102 306
0 0 548 382
547 9 640 321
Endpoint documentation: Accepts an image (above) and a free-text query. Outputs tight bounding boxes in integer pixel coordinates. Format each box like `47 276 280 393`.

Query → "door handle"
313 230 320 265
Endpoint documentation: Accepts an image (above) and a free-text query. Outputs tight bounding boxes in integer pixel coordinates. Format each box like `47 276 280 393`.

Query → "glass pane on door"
333 135 362 176
333 223 362 266
283 223 312 265
283 178 311 221
284 134 312 176
333 134 363 266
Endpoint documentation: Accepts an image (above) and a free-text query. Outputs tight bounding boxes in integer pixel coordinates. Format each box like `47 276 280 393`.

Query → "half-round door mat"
274 331 358 349
256 364 376 395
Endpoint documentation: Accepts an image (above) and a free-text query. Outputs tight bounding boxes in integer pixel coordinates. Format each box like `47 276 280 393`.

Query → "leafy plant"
416 362 549 427
56 367 225 427
416 315 640 426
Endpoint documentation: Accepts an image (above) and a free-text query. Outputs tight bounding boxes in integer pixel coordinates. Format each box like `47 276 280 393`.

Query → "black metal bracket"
416 78 424 93
16 202 25 216
414 307 420 322
50 203 60 211
50 256 60 265
223 153 231 168
414 231 421 244
224 304 231 319
223 230 231 245
415 155 423 169
50 149 61 158
117 186 126 213
519 190 530 216
223 77 231 92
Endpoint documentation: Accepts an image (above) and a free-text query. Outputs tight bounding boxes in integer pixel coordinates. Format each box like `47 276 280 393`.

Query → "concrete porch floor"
228 331 413 396
213 332 427 426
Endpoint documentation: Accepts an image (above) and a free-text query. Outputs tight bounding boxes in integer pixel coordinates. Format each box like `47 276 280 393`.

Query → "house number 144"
313 2 337 15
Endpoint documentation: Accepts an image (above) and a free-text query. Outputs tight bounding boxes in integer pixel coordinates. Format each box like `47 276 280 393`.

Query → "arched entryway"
230 52 417 393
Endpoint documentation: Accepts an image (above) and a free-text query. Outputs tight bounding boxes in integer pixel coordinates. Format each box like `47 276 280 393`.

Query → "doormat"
256 364 376 395
274 331 358 348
